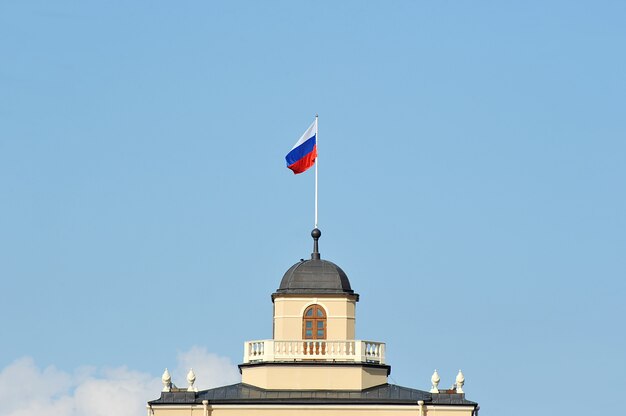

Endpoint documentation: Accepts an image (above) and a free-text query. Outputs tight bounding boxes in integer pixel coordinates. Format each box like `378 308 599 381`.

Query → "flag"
285 121 317 174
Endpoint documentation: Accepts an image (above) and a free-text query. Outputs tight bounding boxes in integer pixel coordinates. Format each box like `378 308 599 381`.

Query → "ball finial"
311 228 321 259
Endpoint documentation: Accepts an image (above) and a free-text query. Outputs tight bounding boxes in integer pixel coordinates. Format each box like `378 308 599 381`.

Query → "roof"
149 383 477 407
272 228 358 300
274 258 356 297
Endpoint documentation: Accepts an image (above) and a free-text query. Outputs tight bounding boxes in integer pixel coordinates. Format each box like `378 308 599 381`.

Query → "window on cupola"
303 304 326 339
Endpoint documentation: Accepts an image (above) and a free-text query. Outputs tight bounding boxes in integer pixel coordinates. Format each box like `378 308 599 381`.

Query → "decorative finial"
311 228 321 260
430 369 440 393
455 369 465 394
187 368 197 392
161 368 172 392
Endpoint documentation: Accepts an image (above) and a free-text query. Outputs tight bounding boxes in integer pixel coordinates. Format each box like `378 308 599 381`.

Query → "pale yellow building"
148 229 479 416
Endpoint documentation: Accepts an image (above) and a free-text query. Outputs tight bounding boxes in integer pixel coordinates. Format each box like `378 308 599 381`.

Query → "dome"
273 228 358 299
275 258 354 295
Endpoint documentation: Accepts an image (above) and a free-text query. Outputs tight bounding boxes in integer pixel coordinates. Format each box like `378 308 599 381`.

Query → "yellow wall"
241 364 388 390
273 296 357 340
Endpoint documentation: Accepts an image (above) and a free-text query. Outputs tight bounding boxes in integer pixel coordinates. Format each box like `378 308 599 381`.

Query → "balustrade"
243 340 385 364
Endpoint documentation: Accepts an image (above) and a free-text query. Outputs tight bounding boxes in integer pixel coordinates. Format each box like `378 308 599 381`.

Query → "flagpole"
314 114 319 229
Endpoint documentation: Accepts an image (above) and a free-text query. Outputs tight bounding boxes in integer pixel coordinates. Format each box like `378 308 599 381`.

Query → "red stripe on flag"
287 146 317 174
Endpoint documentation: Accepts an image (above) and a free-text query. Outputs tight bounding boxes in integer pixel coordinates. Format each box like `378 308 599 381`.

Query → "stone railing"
243 340 385 364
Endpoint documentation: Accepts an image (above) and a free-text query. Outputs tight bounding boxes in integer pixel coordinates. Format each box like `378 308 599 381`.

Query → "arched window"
303 304 326 340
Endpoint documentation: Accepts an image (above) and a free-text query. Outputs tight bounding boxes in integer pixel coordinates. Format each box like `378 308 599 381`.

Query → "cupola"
273 229 357 298
240 229 388 390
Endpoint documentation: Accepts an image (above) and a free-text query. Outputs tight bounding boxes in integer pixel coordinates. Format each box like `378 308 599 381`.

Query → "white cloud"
173 346 240 390
0 348 240 416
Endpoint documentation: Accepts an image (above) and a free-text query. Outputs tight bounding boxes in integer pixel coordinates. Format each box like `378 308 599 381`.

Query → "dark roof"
274 259 356 298
149 383 477 407
272 228 358 300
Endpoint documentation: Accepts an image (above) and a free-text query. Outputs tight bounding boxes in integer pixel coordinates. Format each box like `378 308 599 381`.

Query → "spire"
311 228 321 260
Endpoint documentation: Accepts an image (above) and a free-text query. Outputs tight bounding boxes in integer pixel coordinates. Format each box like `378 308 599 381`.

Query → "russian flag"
285 121 317 174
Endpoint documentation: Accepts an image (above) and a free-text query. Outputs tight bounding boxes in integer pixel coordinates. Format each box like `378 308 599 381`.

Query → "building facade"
148 229 479 416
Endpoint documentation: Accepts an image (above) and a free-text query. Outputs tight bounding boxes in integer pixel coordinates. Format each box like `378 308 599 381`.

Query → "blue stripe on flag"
285 135 316 166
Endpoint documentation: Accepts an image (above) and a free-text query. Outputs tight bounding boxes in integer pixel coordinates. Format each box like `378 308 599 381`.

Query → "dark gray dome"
273 228 359 300
274 259 355 296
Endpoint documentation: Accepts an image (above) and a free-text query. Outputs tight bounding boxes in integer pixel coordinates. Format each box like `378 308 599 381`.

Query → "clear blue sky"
1 1 625 415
